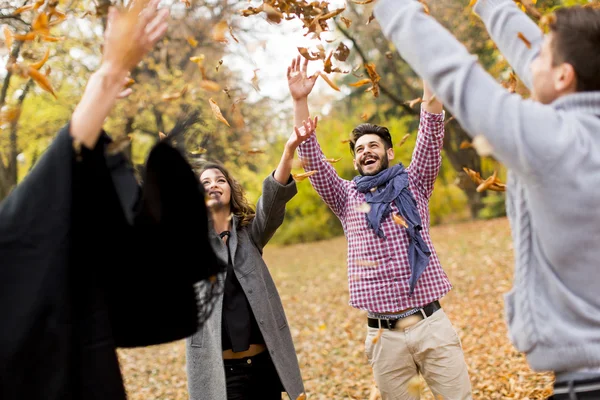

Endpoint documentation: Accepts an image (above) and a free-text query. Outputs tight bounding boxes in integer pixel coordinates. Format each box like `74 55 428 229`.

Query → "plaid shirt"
297 109 452 313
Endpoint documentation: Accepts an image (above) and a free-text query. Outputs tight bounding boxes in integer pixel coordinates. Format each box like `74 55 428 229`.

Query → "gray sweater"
374 0 600 374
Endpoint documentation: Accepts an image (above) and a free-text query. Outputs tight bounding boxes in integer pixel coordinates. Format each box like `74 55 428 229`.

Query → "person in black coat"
0 2 222 399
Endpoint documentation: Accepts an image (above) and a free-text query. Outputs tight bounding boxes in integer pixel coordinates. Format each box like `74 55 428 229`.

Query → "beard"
356 153 389 176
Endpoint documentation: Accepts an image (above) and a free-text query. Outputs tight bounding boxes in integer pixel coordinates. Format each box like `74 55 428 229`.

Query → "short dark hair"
349 124 393 155
549 6 600 92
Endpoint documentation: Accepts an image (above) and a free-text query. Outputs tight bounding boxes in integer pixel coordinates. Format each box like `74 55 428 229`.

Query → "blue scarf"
353 164 431 295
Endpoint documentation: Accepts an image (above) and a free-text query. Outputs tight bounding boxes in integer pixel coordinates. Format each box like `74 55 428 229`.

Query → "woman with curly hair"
186 119 319 400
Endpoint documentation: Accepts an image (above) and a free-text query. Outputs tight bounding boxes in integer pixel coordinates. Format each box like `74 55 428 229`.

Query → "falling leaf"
251 69 260 92
124 77 135 88
208 98 231 127
340 138 351 144
350 79 372 88
517 32 532 48
211 21 229 43
216 60 223 72
298 46 325 61
392 213 409 229
325 157 342 164
407 375 423 398
360 113 369 121
199 80 221 92
354 202 371 214
187 36 198 47
27 66 56 98
263 4 284 24
293 170 317 182
3 26 13 49
162 85 188 101
364 63 381 98
502 71 518 93
229 25 239 43
333 42 350 62
0 105 21 125
399 134 410 146
471 135 494 157
296 393 307 400
372 327 383 343
317 71 340 92
477 170 498 193
247 148 265 155
341 16 352 28
419 0 431 15
459 140 472 150
407 97 423 108
350 0 375 4
158 132 166 140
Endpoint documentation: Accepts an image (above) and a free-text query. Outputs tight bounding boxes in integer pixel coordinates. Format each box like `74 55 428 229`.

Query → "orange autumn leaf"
187 36 198 47
517 32 532 48
158 132 167 140
247 148 265 155
198 80 221 92
372 327 383 343
208 98 231 127
3 26 13 49
325 157 342 164
341 16 352 28
349 79 372 88
399 133 410 147
317 71 340 92
211 20 229 43
30 48 50 70
460 140 472 149
292 170 317 182
393 213 409 229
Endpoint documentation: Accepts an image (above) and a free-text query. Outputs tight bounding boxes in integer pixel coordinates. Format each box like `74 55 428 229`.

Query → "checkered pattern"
297 108 452 313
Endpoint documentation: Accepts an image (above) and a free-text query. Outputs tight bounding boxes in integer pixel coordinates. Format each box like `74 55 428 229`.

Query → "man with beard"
286 56 472 399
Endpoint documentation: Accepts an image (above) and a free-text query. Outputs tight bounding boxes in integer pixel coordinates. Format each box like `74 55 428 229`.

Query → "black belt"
367 301 441 330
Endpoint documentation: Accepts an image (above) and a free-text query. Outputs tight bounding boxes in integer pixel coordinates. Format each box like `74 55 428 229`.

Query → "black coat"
0 123 222 400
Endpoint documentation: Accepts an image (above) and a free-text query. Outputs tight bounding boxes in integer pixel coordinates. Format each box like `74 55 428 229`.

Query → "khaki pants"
365 309 472 400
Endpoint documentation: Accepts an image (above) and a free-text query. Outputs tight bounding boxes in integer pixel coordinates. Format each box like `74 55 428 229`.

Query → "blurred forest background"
0 0 589 245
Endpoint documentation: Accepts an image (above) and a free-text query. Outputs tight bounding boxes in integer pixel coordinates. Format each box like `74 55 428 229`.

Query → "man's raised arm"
474 0 544 90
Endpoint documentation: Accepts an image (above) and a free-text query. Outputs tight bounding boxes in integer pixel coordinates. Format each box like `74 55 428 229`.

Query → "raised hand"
286 116 319 152
287 56 318 101
102 0 169 74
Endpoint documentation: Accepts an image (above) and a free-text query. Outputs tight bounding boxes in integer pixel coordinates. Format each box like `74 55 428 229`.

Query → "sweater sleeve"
373 0 568 178
474 0 544 91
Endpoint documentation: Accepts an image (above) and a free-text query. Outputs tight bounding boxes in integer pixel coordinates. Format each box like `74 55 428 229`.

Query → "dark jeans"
224 350 283 400
548 377 600 400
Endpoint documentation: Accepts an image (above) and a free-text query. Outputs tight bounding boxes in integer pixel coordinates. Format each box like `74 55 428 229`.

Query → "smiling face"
352 134 394 176
200 168 232 210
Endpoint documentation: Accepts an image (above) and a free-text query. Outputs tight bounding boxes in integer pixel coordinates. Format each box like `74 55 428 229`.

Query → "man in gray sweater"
373 0 600 398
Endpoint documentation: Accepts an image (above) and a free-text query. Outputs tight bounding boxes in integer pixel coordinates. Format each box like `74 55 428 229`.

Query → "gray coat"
186 173 305 400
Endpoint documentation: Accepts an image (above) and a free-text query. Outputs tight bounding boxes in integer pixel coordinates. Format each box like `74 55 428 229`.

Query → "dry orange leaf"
325 157 342 164
460 140 472 149
341 16 352 28
350 79 372 88
247 148 265 155
372 327 383 344
211 21 229 43
517 32 532 48
3 26 13 49
293 170 317 182
317 71 340 92
393 213 409 229
208 98 231 127
187 36 198 47
251 69 261 92
407 375 423 397
158 132 167 140
399 134 410 147
199 80 221 92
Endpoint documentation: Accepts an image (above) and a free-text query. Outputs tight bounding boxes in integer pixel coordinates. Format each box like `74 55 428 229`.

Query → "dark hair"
349 124 393 155
549 6 600 92
198 161 256 227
